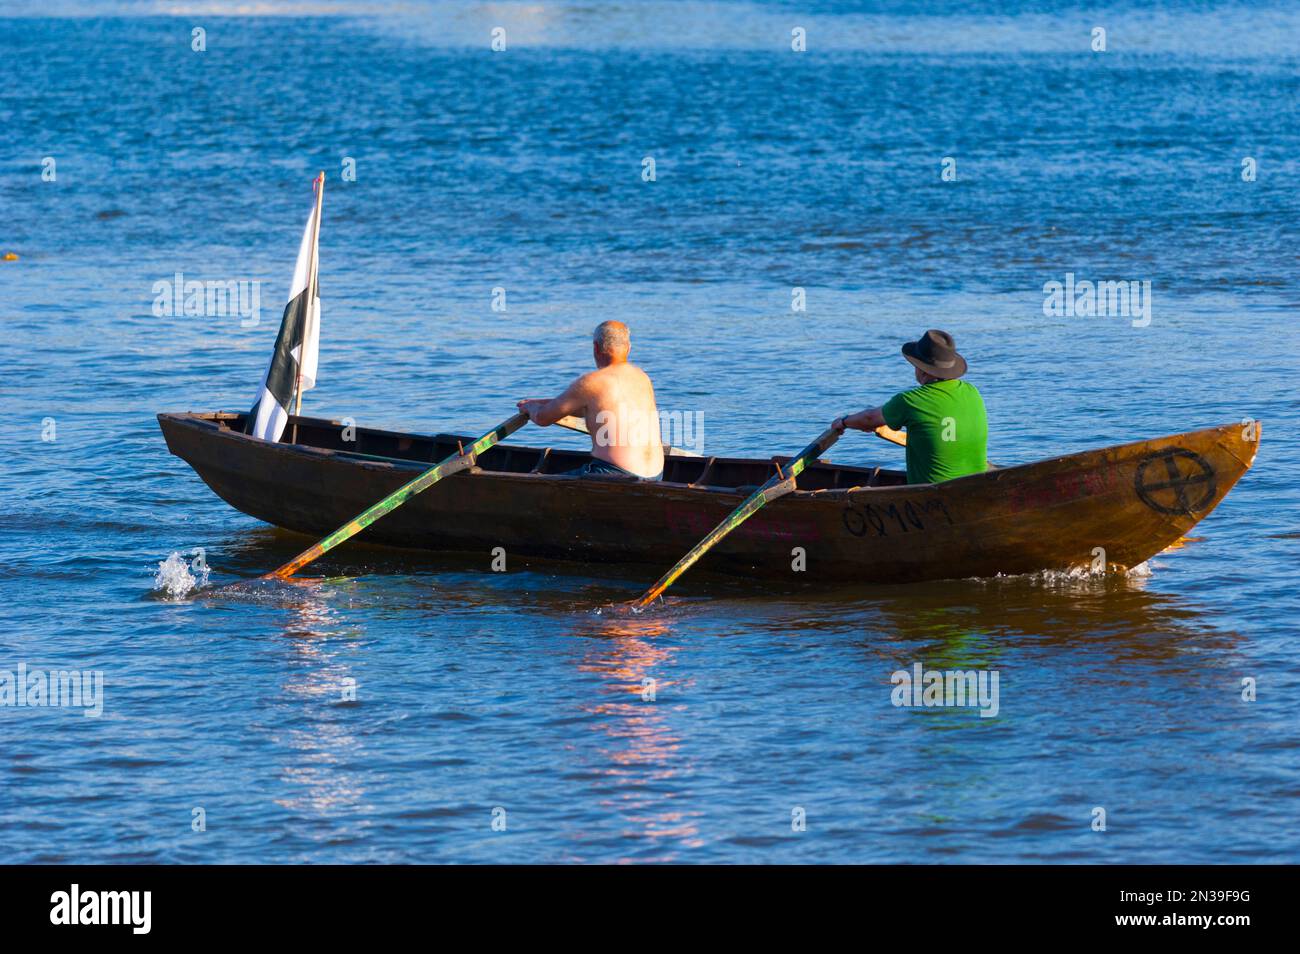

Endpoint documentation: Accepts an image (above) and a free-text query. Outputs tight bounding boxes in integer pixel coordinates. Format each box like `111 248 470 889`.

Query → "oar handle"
265 411 529 580
555 414 588 434
630 425 840 609
874 425 907 448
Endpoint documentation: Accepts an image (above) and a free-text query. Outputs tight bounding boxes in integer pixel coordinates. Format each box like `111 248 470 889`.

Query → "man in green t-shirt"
831 329 988 485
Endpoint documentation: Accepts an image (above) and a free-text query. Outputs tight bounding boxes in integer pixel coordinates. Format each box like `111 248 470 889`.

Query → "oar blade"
264 411 528 580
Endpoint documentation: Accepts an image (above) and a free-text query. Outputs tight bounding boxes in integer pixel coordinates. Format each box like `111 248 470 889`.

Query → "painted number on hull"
842 498 953 538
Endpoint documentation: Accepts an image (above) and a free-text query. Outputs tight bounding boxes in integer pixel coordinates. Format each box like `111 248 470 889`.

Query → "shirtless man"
516 320 665 481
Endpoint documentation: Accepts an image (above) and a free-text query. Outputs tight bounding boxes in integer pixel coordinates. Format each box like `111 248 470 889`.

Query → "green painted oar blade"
630 426 839 608
266 412 529 580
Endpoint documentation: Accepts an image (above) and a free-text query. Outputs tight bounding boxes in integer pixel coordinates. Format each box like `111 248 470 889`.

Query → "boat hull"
157 412 1259 584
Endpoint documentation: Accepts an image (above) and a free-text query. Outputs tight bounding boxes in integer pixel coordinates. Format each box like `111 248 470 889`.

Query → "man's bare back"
516 321 665 479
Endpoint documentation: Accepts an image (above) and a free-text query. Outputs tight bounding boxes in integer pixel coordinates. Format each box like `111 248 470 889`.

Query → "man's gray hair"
592 320 630 355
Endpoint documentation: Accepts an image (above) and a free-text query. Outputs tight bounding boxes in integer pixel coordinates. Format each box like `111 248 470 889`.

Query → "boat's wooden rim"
156 410 1253 501
158 411 895 496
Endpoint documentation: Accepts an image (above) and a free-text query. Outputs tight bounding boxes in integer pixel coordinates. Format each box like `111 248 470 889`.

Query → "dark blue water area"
0 3 1297 863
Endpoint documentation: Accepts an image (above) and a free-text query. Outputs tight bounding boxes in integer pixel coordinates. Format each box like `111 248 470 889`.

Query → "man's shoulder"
952 380 985 405
601 362 655 388
886 385 927 407
616 360 653 380
918 380 982 401
880 387 919 428
569 367 608 391
885 381 978 416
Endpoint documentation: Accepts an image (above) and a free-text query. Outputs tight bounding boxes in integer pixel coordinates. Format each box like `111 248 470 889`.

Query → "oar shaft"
267 412 528 580
633 480 786 608
631 426 838 609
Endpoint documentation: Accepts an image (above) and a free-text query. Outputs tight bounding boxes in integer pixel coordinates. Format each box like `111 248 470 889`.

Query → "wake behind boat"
158 410 1258 585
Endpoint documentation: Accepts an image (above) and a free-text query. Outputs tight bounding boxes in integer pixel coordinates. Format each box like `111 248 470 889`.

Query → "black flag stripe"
245 286 312 435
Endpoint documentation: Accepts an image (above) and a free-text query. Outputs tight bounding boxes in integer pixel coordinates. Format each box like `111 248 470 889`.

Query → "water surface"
0 1 1297 863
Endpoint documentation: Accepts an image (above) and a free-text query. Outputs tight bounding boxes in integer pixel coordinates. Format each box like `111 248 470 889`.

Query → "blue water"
1 1 1298 863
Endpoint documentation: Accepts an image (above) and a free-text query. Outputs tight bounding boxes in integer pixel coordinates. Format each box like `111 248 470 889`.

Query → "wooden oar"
874 425 906 447
264 412 528 580
555 414 702 458
629 426 842 610
872 423 998 468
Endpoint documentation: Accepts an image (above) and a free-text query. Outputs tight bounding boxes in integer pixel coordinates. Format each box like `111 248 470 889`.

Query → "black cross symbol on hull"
1134 448 1216 515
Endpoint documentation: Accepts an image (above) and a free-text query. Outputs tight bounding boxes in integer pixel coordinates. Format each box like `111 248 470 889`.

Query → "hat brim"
902 341 967 380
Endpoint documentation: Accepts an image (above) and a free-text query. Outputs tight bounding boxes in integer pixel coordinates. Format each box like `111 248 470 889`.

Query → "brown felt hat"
901 329 967 380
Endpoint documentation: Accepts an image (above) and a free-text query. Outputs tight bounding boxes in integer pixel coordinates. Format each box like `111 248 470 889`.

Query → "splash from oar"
152 551 209 599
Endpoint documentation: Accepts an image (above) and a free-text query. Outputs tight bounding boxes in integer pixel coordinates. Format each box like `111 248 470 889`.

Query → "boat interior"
197 412 910 492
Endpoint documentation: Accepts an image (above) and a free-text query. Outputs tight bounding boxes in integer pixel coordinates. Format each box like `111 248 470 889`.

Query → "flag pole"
291 171 325 444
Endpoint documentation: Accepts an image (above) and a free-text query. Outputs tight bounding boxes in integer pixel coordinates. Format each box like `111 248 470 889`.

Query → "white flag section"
247 177 323 442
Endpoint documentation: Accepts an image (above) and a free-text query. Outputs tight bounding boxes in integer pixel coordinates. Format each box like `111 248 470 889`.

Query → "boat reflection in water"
854 565 1242 669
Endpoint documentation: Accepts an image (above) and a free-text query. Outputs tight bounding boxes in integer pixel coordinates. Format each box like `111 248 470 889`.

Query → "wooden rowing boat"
157 412 1259 584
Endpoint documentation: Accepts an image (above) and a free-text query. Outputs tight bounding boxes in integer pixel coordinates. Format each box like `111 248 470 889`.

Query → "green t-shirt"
881 379 988 484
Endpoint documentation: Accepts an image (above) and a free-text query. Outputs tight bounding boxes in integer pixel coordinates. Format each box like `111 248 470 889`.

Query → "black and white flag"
247 176 323 442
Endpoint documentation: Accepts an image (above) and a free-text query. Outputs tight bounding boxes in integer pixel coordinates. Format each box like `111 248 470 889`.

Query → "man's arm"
832 407 908 446
517 375 592 427
833 407 886 433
